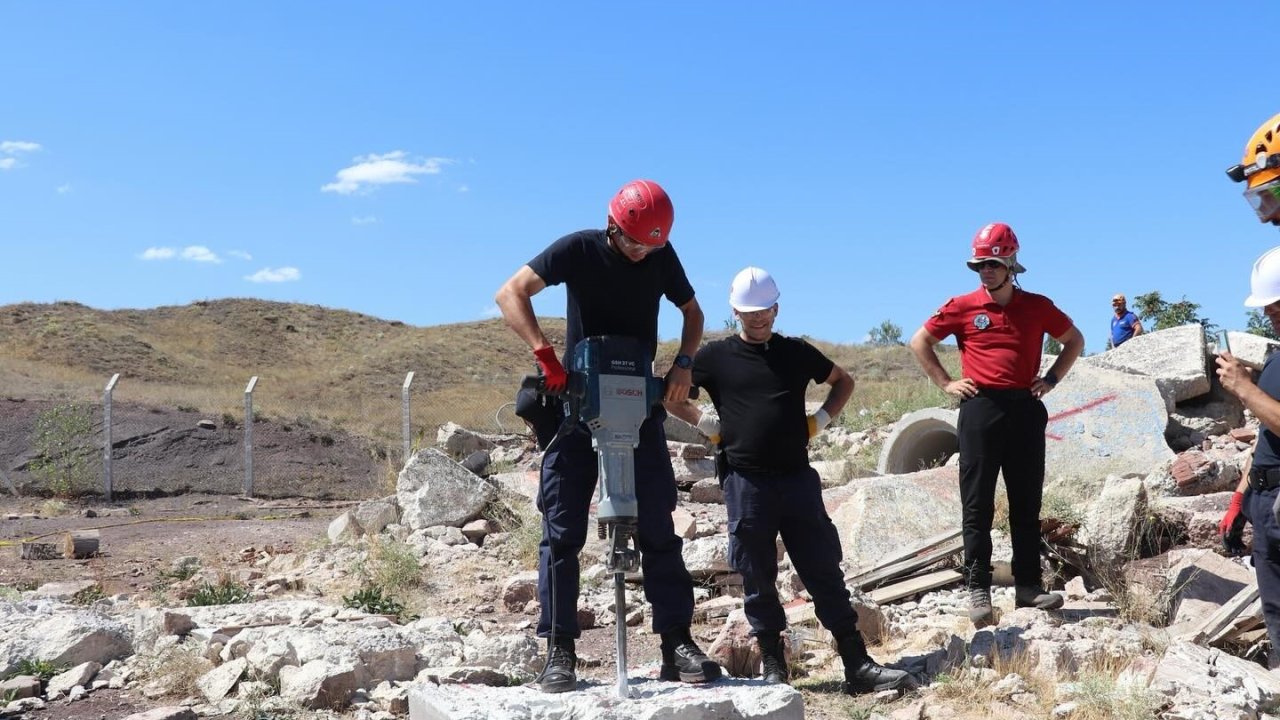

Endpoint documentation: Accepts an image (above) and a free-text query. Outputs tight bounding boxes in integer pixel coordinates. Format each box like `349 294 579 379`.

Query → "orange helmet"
1229 113 1280 189
1227 114 1280 224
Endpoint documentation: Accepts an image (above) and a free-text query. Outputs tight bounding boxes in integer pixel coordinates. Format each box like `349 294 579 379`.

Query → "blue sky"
2 3 1276 353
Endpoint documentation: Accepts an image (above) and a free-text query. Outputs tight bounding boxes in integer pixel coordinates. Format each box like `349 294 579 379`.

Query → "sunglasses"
609 226 665 255
971 260 1006 271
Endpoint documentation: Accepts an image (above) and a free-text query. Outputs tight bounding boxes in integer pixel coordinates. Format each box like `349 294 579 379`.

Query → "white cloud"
228 250 252 261
181 246 221 263
140 247 176 260
0 158 16 171
457 184 470 193
139 246 228 263
0 141 41 154
56 183 72 194
480 304 502 319
351 215 378 225
245 267 301 283
321 151 451 195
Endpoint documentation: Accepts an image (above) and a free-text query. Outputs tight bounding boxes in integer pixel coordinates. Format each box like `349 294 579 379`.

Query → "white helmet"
1246 246 1280 307
729 266 780 311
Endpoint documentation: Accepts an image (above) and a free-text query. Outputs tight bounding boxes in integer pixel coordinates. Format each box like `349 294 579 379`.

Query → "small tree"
1132 291 1215 332
868 320 904 346
1247 309 1280 340
30 402 95 497
722 315 738 332
1043 336 1063 355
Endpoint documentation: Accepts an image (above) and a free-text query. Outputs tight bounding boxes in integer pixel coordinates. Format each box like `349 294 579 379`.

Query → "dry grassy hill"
0 299 955 451
0 299 569 438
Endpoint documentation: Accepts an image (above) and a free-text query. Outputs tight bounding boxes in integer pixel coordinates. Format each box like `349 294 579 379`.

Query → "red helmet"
608 179 673 247
967 222 1027 273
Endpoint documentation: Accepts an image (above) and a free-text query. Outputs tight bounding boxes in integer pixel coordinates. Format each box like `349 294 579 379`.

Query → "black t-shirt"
1254 353 1280 469
527 229 695 363
692 334 834 473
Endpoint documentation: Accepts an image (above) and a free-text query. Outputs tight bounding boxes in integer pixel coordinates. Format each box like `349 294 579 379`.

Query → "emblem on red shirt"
974 313 991 330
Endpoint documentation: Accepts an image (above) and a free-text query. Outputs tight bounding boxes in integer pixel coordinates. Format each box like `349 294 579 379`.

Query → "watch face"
675 354 692 369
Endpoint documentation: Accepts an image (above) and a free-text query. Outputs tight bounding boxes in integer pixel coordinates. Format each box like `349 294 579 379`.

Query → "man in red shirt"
909 223 1084 627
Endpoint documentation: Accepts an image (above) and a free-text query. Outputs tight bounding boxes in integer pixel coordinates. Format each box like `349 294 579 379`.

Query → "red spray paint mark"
1044 393 1118 441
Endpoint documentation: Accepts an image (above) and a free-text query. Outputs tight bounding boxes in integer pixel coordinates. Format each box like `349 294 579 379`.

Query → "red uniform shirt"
924 287 1072 389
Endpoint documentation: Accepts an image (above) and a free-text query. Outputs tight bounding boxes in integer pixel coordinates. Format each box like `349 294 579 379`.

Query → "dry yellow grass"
2 300 957 445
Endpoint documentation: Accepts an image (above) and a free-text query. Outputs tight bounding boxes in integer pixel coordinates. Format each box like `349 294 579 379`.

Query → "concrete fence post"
244 376 258 497
402 371 415 466
103 373 120 502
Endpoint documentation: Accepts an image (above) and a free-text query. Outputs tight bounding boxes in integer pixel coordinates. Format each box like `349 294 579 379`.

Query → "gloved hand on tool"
807 408 831 439
534 345 567 394
695 412 721 445
1220 489 1249 557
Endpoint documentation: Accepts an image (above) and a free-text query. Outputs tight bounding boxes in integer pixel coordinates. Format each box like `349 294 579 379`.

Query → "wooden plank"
1178 583 1259 644
867 569 964 605
845 530 963 590
1212 599 1264 644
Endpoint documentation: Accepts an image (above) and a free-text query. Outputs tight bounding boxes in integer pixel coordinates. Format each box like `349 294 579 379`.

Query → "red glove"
533 346 567 394
1220 491 1247 556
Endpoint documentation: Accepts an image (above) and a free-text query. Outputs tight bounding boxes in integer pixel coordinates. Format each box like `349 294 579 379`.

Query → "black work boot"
835 632 917 695
536 638 577 693
968 586 996 627
1015 584 1064 610
659 626 723 683
757 633 789 684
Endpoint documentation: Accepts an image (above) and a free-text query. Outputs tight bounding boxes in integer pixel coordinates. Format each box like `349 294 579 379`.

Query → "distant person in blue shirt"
1108 294 1143 349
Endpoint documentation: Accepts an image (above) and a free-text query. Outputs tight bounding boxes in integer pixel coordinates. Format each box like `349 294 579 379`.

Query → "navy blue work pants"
956 390 1048 589
724 466 859 638
536 410 693 639
1244 483 1280 668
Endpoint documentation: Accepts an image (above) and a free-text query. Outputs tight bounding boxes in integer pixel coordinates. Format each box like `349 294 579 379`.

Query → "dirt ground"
2 396 389 500
0 494 715 719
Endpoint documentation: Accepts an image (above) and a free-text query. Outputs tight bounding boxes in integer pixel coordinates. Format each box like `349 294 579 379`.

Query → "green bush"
343 585 407 619
12 659 63 682
187 579 251 606
30 402 95 497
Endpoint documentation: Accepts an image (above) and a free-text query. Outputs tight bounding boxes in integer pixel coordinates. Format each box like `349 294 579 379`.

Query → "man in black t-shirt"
494 179 719 693
667 266 915 695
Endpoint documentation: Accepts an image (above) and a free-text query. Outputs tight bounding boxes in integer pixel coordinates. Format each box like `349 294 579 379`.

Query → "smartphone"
1216 329 1232 355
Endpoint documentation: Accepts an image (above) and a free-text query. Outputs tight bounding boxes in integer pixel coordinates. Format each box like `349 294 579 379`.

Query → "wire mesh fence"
2 369 528 501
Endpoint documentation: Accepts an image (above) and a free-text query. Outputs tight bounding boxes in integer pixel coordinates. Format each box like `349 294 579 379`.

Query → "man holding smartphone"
1218 112 1280 667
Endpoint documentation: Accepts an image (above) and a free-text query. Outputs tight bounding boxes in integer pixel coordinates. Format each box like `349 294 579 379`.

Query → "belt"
968 388 1034 401
1250 466 1280 491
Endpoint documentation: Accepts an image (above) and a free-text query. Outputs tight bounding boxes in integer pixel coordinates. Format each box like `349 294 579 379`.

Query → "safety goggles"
608 226 665 255
1245 179 1280 223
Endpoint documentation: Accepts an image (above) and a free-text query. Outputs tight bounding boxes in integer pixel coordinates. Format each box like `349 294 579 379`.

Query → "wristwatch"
674 354 693 369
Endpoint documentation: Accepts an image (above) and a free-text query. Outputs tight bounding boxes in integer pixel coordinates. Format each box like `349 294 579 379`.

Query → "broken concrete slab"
825 467 961 572
408 677 804 720
1165 549 1253 632
1042 362 1174 482
1081 475 1148 566
397 448 495 530
1226 331 1280 371
1145 641 1280 717
1086 324 1210 407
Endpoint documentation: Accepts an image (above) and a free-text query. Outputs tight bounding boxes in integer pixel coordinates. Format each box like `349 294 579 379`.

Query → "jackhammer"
523 335 690 699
